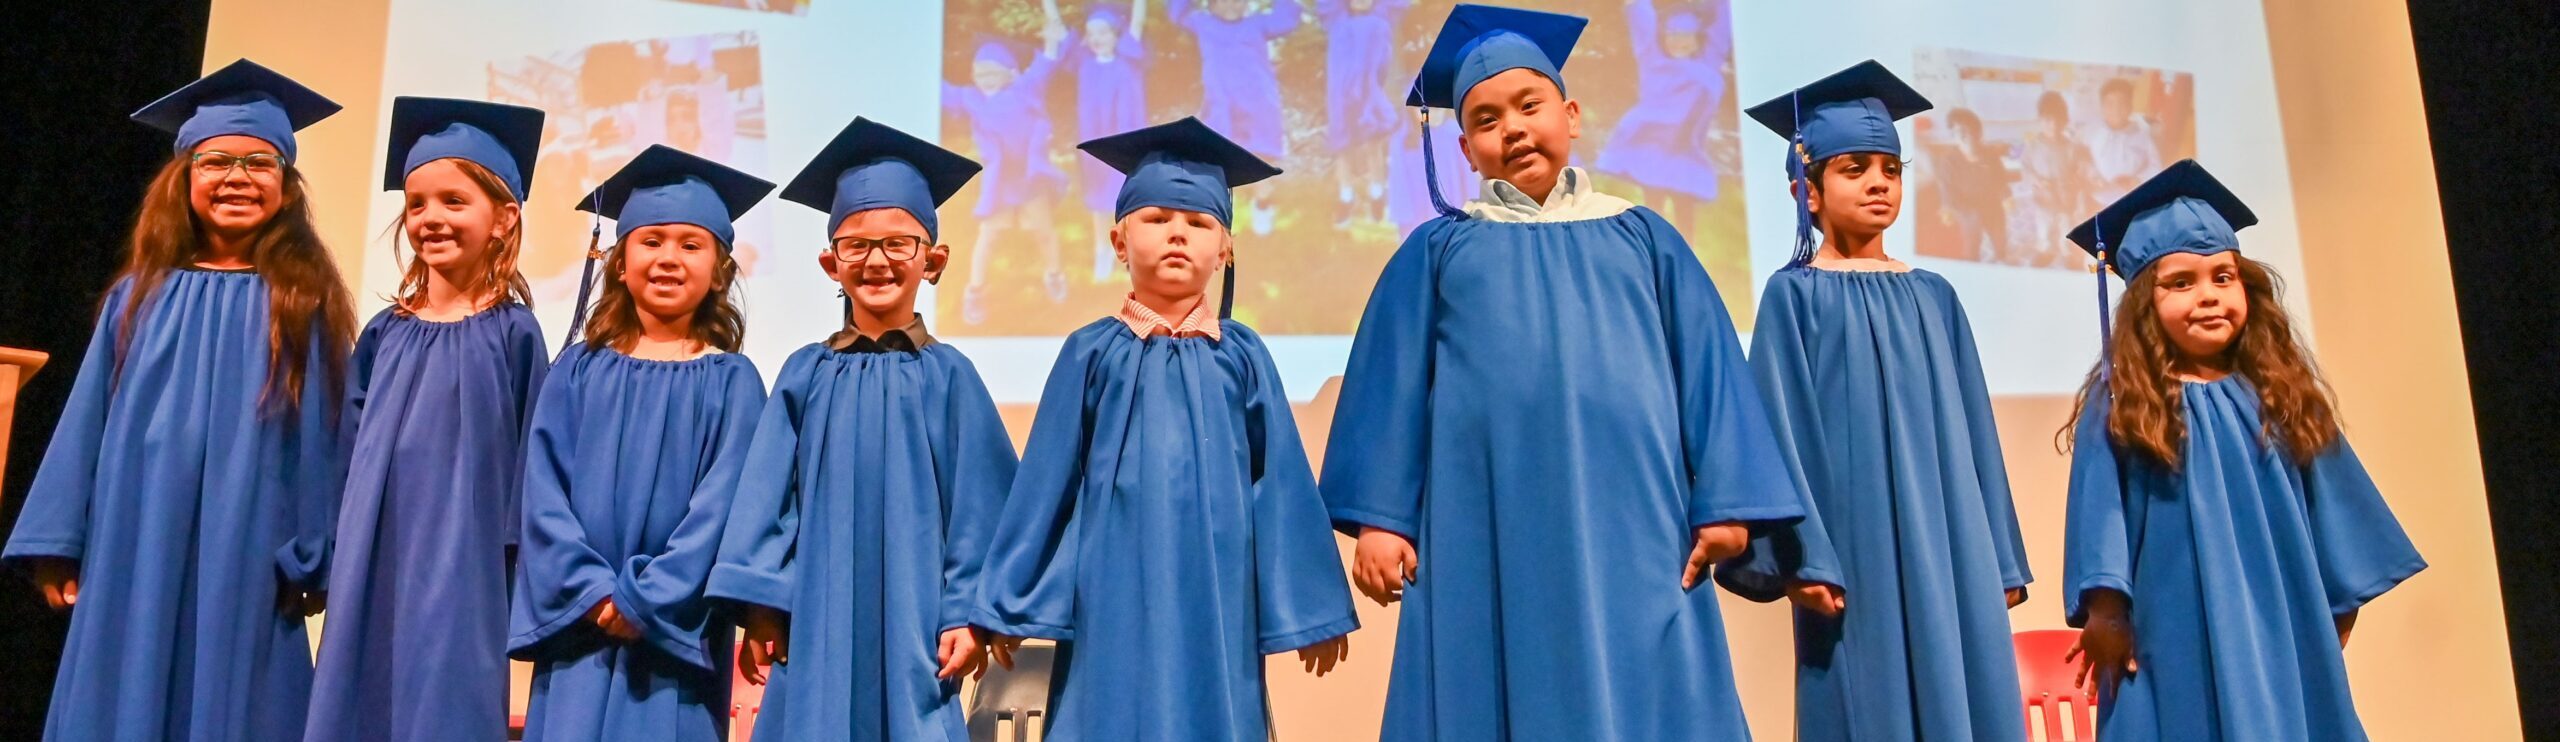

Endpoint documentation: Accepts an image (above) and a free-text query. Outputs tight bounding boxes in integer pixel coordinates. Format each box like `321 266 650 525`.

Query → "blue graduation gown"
707 341 1019 742
1719 267 2031 742
307 304 548 742
509 347 766 742
5 269 345 742
2062 378 2425 741
1321 207 1801 741
974 320 1357 742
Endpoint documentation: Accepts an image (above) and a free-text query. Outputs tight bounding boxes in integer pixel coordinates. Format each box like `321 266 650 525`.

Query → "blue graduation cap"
1745 60 1933 266
1077 116 1282 319
779 117 981 243
382 97 546 202
1078 116 1281 228
130 59 341 164
2067 159 2259 347
578 144 775 247
1402 4 1586 218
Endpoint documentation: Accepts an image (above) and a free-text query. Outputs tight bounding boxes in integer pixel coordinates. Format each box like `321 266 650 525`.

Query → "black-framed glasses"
191 151 285 181
830 234 925 263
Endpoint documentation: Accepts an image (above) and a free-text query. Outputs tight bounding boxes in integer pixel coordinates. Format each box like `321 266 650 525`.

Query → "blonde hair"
386 159 534 312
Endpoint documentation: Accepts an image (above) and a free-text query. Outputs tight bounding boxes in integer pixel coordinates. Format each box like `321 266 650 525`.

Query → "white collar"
1462 167 1634 223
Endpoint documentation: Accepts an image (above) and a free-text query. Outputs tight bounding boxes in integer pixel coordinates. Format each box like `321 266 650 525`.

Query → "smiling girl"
2058 160 2425 742
304 97 552 742
6 60 352 742
506 145 773 742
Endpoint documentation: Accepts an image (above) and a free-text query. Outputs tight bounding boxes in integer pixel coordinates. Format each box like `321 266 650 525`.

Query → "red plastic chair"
2014 629 2098 742
731 650 768 742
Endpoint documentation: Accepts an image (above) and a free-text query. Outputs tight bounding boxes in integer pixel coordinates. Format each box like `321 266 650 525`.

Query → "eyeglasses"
191 151 285 181
830 234 925 263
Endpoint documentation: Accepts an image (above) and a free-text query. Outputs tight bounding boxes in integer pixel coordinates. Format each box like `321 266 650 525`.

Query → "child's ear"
1563 98 1583 139
495 201 523 242
923 243 952 285
1109 221 1129 265
817 251 842 282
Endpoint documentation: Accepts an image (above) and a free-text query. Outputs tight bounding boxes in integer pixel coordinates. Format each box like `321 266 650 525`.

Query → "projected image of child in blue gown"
1050 0 1153 283
944 32 1073 325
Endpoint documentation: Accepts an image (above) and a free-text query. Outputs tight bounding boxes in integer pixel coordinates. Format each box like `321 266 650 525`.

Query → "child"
973 116 1356 741
2085 77 2159 205
1168 0 1302 234
1592 0 1729 226
946 34 1072 323
707 118 1017 740
508 145 775 742
2020 90 2096 269
2060 160 2424 741
1935 107 2018 263
1318 0 1412 227
305 97 551 742
1719 60 2032 742
1322 7 1799 739
6 60 352 742
1049 0 1151 282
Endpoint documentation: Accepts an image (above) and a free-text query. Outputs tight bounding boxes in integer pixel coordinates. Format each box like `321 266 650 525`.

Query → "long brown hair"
577 235 746 354
116 154 357 415
388 159 535 311
2061 255 2339 469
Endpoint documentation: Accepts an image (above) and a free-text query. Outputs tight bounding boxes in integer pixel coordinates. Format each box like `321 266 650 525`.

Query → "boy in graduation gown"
973 117 1358 742
508 145 776 741
2059 161 2424 741
1320 6 1802 740
8 60 347 742
706 118 1018 741
1717 60 2033 742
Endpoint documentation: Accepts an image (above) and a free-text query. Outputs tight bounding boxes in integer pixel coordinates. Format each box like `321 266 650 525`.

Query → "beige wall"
202 0 2520 738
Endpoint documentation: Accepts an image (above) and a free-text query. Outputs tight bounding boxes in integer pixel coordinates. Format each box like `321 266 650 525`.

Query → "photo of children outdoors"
1905 47 2196 270
936 0 1754 335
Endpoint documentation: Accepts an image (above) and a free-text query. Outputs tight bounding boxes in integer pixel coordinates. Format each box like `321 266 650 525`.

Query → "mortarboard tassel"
1220 255 1237 321
563 188 606 348
2094 218 2112 380
1416 109 1466 220
1785 91 1819 267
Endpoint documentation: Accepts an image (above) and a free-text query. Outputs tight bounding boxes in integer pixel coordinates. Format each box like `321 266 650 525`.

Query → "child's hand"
1786 580 1845 617
936 627 986 680
587 597 641 643
738 637 773 685
739 605 790 671
1683 522 1748 589
986 632 1025 670
29 557 77 611
2006 587 2027 609
1297 636 1350 677
2065 590 2137 701
1352 527 1417 606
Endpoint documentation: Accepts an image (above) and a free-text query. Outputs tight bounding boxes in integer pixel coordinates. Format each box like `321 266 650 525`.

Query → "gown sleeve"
1318 221 1445 539
1945 288 2033 594
2061 390 2133 627
609 360 769 671
971 329 1105 641
930 351 1022 633
501 312 552 549
275 326 353 590
508 348 618 660
1636 209 1802 529
4 280 134 564
2300 434 2426 615
1228 325 1359 654
1716 273 1844 601
708 346 822 613
1625 0 1662 67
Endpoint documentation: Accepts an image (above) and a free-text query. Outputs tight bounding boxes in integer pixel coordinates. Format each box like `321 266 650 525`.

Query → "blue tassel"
562 190 605 348
1416 110 1465 220
2094 218 2112 381
1785 92 1817 267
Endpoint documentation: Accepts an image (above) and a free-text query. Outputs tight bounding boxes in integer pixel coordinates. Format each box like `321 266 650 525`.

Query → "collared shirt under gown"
509 346 766 742
5 268 346 742
707 339 1018 742
2063 378 2424 741
973 319 1356 742
306 303 547 742
1320 196 1803 741
1718 266 2032 742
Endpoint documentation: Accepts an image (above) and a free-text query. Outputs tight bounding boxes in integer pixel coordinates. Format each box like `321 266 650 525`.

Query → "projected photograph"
486 31 775 311
667 0 813 15
1905 47 2196 270
934 0 1750 335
